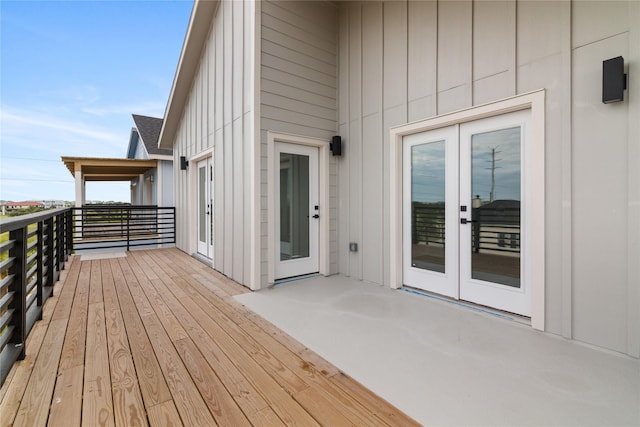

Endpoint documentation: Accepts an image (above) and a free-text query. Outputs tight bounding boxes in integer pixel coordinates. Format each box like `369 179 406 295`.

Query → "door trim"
389 90 546 331
267 131 330 284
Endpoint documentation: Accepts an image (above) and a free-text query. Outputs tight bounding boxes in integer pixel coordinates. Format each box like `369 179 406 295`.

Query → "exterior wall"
172 0 256 285
130 177 141 205
159 160 173 207
259 0 339 285
338 0 639 357
134 140 149 160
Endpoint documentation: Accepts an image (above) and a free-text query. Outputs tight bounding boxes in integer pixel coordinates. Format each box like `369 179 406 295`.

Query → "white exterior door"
403 110 531 316
275 143 319 279
197 158 213 258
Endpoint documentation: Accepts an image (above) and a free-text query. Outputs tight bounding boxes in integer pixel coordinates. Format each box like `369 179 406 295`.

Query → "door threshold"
400 286 531 326
192 252 213 267
274 273 320 286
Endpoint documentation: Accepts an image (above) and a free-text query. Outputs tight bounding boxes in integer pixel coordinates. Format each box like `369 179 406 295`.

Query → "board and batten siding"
259 0 339 285
338 0 639 357
173 0 256 286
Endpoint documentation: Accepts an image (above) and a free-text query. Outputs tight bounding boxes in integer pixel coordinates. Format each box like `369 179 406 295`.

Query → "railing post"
45 216 55 286
56 213 63 274
65 208 73 256
8 226 27 360
36 221 44 312
172 207 176 245
126 207 130 251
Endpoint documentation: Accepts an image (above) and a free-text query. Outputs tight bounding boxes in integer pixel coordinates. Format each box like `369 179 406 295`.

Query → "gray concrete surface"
234 275 640 426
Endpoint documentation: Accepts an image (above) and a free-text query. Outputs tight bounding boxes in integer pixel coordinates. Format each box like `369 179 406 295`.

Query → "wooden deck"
0 248 419 426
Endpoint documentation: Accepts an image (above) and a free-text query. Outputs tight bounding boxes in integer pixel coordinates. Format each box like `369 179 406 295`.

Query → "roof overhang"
61 156 157 182
158 0 219 150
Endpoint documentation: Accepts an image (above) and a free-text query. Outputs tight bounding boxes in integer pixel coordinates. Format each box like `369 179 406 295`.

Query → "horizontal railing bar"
0 291 14 312
26 253 37 267
26 265 38 281
0 239 16 254
0 325 15 355
0 310 14 338
26 292 37 312
26 228 38 239
0 274 14 292
0 208 69 233
26 276 37 294
0 257 15 274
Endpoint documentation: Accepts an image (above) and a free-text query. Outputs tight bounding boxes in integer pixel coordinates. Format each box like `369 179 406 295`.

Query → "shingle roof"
132 114 173 156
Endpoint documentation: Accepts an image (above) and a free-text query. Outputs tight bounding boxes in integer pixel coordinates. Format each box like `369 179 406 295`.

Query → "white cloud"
0 107 122 146
81 101 165 117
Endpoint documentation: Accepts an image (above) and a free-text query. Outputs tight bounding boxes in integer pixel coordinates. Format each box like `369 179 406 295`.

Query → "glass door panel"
411 141 446 273
403 126 459 298
198 165 207 244
279 153 310 260
197 157 213 259
470 127 521 288
460 110 531 317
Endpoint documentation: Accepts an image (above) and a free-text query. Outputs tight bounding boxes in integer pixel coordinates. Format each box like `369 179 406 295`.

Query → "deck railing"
72 205 176 252
0 208 72 385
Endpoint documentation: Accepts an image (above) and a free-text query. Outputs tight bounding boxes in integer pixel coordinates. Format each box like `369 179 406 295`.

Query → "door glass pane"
471 127 521 287
280 153 309 261
411 141 446 273
199 166 206 243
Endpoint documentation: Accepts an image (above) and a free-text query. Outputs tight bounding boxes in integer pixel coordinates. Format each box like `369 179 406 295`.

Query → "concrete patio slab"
235 275 640 426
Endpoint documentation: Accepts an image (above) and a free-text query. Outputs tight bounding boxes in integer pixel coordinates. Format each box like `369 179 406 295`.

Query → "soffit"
61 156 157 181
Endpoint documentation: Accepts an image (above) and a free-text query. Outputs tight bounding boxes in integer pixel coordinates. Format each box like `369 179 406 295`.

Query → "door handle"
312 214 320 219
460 218 477 224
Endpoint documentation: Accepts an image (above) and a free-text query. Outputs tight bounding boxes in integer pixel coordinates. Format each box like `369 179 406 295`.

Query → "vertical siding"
570 1 634 355
339 0 639 357
259 0 338 285
173 0 255 286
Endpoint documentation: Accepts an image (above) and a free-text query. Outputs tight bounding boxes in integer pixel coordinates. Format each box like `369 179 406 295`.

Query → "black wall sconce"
180 156 189 170
330 135 342 156
602 56 627 103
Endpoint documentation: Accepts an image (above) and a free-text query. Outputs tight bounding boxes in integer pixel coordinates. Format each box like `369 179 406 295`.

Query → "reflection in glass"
470 127 521 287
411 141 446 273
280 153 310 261
199 166 206 243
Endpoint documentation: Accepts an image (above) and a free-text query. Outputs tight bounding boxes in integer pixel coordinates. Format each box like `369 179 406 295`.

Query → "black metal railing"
72 205 176 252
0 208 72 385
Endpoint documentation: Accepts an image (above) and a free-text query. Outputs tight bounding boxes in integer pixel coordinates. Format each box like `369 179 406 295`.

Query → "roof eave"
158 0 219 150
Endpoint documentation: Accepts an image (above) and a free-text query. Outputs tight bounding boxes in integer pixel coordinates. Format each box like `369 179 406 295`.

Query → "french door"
275 143 319 279
403 110 531 316
197 157 213 258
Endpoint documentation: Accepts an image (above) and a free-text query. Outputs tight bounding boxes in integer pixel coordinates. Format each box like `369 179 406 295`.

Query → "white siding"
260 0 339 285
339 0 640 357
173 0 256 286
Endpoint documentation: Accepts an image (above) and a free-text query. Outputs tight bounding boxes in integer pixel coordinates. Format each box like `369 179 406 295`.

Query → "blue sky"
1 0 193 202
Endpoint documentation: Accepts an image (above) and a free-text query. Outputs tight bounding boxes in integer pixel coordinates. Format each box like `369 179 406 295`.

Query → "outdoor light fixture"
602 56 627 103
180 156 189 170
330 135 342 156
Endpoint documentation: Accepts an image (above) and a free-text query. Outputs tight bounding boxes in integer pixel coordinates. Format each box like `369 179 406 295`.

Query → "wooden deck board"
0 256 76 426
0 248 419 426
100 259 147 427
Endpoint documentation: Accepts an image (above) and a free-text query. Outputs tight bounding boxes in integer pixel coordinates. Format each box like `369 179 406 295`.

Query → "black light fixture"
330 135 342 156
602 56 627 103
180 156 189 170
